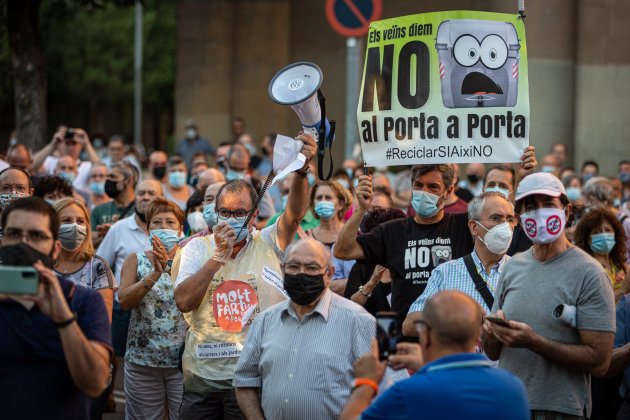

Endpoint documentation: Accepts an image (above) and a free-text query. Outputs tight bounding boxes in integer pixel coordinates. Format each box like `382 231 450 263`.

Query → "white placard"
196 342 243 359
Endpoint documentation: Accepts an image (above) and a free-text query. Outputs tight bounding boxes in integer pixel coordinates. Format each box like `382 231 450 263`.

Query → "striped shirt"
408 250 509 314
233 289 375 419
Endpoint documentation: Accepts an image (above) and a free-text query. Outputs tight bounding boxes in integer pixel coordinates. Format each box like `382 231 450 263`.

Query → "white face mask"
187 211 206 233
475 221 513 255
520 207 566 245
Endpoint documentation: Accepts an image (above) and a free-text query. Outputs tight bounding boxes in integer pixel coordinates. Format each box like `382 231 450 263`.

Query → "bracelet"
54 312 77 328
211 255 227 264
295 167 310 177
142 276 156 290
353 378 378 397
358 285 372 298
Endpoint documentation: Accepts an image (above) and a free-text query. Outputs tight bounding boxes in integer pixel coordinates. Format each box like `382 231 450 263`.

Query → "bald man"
234 238 375 420
196 167 225 192
0 167 33 215
6 144 33 173
341 291 529 420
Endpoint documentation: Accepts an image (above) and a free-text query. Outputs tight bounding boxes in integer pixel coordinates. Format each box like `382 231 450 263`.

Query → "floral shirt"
55 256 115 290
125 251 187 368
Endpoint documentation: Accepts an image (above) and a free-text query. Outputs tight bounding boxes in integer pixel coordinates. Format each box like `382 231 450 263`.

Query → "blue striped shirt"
408 250 509 314
234 289 375 419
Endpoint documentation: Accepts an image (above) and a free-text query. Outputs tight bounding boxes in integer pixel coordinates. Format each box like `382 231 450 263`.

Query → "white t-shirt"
43 156 92 193
96 215 150 286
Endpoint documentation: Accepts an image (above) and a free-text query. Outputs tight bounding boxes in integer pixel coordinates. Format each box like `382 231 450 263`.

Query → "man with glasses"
175 133 316 419
482 172 615 419
340 291 529 420
403 191 516 337
0 167 33 239
0 197 112 419
233 238 374 419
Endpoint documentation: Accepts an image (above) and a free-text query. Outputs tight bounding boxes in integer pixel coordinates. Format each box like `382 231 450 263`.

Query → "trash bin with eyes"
435 19 521 108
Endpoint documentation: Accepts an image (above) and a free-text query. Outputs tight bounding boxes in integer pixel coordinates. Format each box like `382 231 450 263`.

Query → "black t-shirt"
507 223 532 256
344 260 392 316
356 213 473 324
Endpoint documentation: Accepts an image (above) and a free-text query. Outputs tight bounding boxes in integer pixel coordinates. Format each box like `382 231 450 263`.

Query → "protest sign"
212 280 258 333
357 11 529 166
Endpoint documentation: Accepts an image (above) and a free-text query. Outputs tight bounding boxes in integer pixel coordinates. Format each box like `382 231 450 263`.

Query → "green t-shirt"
265 209 320 239
91 200 136 230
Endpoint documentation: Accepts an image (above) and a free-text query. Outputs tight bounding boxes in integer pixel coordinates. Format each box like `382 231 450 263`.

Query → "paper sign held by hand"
271 134 306 186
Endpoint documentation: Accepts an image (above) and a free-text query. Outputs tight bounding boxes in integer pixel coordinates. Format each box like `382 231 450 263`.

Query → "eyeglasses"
481 215 517 225
3 228 53 244
283 263 327 276
0 184 29 194
217 208 252 219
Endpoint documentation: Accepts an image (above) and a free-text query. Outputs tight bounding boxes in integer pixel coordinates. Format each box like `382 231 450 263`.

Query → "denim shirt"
616 294 630 398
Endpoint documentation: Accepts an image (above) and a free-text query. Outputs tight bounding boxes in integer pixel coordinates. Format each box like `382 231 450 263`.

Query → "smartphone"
485 315 510 327
0 266 39 295
376 311 398 361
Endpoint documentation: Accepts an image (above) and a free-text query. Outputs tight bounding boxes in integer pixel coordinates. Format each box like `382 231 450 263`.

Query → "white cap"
515 172 566 202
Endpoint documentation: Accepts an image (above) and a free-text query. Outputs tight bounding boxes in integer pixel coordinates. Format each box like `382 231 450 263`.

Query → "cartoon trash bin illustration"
435 19 520 108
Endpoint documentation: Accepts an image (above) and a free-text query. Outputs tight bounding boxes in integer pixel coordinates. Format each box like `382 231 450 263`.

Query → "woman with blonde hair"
53 197 115 319
306 180 352 248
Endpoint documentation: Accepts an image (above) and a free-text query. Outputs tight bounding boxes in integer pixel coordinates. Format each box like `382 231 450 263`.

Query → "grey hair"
467 191 510 221
282 238 332 266
583 176 614 206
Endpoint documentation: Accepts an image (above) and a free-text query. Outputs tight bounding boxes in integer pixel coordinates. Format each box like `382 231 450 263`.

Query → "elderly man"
234 238 375 419
0 197 111 419
403 191 516 336
6 143 33 173
0 167 33 239
341 291 528 420
175 134 316 418
483 173 615 419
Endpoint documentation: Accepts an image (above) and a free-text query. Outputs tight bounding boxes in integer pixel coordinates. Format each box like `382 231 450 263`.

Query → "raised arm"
75 128 100 163
277 133 317 251
32 128 63 173
333 175 372 261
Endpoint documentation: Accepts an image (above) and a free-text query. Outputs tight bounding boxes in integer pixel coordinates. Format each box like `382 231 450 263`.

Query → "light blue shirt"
408 249 509 313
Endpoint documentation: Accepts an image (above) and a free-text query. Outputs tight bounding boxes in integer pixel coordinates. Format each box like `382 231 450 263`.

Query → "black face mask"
135 208 146 224
152 166 166 179
283 273 326 306
0 242 54 269
467 174 480 183
104 179 122 199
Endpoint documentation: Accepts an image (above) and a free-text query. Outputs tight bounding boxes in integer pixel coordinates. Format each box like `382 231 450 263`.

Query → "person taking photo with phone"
0 197 112 419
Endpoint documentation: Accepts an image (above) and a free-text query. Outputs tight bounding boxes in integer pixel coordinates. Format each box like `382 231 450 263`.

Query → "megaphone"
269 62 335 180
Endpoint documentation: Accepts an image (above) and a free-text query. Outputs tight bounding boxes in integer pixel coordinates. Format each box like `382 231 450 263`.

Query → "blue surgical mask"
307 173 315 186
243 143 257 157
169 171 187 188
582 173 594 183
565 187 581 202
90 182 105 195
353 178 359 188
484 186 510 200
336 179 350 190
542 166 555 173
620 172 630 185
411 190 441 218
281 195 288 211
614 198 621 208
345 168 354 178
150 229 180 251
226 168 247 181
203 203 218 228
221 216 249 243
60 172 76 183
314 201 336 219
590 232 616 255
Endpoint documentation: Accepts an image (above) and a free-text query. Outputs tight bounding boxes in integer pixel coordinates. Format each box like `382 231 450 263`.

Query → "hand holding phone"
0 266 39 295
376 311 399 361
485 314 510 327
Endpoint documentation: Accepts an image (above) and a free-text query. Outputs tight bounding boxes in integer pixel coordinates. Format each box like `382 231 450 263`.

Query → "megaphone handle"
316 90 333 181
363 161 368 176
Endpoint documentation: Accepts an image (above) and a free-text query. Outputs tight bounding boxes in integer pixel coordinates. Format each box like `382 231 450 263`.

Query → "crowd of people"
0 118 630 420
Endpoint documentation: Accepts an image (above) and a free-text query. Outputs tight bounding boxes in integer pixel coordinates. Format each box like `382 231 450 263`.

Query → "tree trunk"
7 0 47 150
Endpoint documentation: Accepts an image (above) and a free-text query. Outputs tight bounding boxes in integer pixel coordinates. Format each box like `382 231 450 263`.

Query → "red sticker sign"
546 215 561 235
524 218 537 238
212 281 258 333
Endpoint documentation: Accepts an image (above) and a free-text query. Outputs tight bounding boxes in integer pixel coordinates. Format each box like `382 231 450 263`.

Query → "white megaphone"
269 62 335 180
268 62 333 146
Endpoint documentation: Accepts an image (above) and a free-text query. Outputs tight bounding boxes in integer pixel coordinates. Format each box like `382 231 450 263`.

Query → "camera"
65 128 75 139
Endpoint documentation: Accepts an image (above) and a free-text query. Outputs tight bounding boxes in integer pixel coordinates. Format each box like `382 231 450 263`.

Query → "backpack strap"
463 254 494 309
